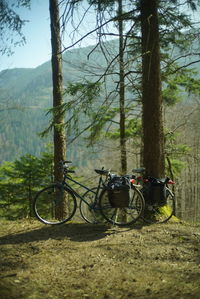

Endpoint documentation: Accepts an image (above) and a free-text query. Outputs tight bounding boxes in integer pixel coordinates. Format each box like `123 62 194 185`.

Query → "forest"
0 0 200 223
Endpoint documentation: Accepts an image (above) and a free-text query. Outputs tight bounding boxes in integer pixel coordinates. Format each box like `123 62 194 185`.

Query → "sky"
0 1 199 72
0 0 51 71
0 0 102 72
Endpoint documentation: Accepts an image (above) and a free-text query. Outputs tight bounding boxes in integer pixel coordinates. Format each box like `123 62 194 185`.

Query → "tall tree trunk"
140 0 165 178
49 0 66 182
118 0 127 175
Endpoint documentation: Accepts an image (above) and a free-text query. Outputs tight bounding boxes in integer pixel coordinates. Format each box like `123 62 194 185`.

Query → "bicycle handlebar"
59 160 72 165
66 170 75 173
59 160 75 173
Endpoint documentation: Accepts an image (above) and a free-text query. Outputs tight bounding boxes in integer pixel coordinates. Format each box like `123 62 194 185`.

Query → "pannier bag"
143 177 167 206
106 176 130 208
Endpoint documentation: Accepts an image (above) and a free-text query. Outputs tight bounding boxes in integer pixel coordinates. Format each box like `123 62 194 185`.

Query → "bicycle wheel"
99 186 145 226
79 187 106 224
142 188 175 224
33 184 77 225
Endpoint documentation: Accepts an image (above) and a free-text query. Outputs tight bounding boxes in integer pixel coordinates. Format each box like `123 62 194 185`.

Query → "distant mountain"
0 42 117 163
0 38 199 164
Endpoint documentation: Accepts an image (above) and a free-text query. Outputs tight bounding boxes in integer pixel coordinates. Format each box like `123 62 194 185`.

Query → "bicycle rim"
80 187 105 224
33 184 77 225
99 187 145 226
142 188 175 224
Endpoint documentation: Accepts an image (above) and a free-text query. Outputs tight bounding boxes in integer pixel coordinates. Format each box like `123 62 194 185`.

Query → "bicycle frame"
61 173 105 207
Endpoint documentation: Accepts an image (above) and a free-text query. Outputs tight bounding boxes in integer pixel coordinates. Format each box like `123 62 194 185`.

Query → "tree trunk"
140 0 165 178
49 0 66 183
118 0 127 175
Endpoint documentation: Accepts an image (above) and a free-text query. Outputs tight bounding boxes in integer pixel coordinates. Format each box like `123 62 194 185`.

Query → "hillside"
0 38 199 163
0 220 199 299
0 43 108 162
0 40 121 164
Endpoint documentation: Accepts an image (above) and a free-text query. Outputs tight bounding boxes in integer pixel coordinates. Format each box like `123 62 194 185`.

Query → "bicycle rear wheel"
33 184 77 225
99 186 145 226
142 188 175 224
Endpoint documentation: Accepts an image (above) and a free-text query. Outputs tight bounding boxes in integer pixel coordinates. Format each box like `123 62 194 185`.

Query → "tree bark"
118 0 127 175
49 0 66 183
140 0 165 178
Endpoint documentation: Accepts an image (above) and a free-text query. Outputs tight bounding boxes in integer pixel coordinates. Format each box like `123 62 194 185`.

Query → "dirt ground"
0 219 200 299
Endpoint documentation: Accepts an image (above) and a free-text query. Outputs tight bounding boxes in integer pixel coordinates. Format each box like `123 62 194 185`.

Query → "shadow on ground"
0 222 143 245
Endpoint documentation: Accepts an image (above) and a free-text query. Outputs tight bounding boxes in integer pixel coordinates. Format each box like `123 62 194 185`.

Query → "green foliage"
125 118 142 138
166 158 187 177
104 117 142 141
166 131 192 155
41 81 102 138
65 81 101 103
0 150 53 220
165 130 191 178
180 76 200 95
162 67 200 105
83 0 200 157
64 81 102 122
87 106 119 145
162 86 181 106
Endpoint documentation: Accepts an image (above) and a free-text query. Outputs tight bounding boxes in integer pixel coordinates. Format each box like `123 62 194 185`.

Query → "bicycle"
80 171 144 226
33 161 145 226
79 168 110 224
98 174 145 226
132 168 176 224
33 161 108 225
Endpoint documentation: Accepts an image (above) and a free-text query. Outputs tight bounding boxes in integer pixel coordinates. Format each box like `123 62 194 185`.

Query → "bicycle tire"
79 187 106 224
99 186 145 226
33 184 77 225
142 187 175 224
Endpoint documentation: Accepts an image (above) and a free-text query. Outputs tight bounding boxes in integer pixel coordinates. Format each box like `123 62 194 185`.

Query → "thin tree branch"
61 9 137 53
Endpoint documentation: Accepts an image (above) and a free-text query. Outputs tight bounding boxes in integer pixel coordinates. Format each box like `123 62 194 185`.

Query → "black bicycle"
132 168 176 224
33 161 145 226
33 161 108 225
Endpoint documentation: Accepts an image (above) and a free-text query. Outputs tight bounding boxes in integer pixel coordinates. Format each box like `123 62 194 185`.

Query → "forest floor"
0 219 199 299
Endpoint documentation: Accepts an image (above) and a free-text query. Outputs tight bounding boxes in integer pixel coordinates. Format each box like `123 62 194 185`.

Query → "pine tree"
140 0 165 177
49 0 66 182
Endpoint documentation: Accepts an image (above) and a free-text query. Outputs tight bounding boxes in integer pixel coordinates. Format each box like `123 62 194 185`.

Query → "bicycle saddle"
95 169 109 175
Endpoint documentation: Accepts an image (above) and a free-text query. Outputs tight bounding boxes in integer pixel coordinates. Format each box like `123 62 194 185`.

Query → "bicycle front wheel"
142 188 175 224
33 184 77 225
99 187 145 226
80 187 106 224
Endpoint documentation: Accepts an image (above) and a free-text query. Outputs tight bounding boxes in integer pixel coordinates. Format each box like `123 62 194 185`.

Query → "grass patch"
0 219 200 299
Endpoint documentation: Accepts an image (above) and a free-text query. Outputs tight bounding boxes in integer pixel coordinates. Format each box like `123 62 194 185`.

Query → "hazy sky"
0 0 101 72
0 0 51 71
0 0 199 72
